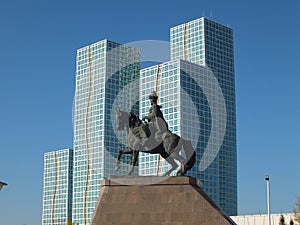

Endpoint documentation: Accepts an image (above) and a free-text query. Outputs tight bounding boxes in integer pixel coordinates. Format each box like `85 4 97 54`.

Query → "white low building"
231 213 298 225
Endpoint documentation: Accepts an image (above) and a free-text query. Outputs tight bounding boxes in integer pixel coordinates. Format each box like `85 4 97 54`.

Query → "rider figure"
142 91 168 142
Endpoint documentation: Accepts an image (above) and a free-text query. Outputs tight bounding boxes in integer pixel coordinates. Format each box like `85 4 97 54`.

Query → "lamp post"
265 175 271 225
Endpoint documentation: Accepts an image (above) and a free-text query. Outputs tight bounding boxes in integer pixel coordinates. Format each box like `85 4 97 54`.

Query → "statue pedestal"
91 176 235 225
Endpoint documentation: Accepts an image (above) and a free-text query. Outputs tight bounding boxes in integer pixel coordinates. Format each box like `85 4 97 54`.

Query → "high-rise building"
42 149 73 225
139 17 237 215
72 39 141 224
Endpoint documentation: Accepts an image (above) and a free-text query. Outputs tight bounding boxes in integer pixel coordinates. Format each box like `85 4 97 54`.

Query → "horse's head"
116 110 140 131
128 112 140 128
116 110 129 131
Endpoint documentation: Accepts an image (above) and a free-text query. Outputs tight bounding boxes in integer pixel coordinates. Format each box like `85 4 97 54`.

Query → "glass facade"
72 39 141 225
202 18 237 216
139 17 237 216
42 149 73 225
170 17 206 66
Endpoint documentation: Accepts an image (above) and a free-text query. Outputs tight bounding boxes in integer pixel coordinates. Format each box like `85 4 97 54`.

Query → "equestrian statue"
115 91 196 176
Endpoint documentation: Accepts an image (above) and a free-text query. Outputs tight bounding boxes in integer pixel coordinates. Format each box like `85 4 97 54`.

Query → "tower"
139 17 237 215
72 39 141 224
42 149 73 225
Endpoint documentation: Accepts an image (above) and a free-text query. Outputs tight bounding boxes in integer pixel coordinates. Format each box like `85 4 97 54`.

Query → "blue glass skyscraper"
139 17 237 215
42 149 73 225
72 39 141 224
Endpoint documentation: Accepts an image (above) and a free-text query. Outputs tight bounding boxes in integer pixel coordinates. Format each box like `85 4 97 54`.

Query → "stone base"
91 176 235 225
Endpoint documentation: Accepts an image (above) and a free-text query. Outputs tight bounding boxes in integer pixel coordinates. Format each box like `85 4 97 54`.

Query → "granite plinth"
91 176 235 225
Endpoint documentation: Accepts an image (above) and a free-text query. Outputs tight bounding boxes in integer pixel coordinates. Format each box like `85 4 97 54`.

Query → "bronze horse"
115 110 196 176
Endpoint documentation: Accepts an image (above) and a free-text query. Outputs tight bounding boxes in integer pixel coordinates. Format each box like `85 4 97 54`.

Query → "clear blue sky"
0 0 299 224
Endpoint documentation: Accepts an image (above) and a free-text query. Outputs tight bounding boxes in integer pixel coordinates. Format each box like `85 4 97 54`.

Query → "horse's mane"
130 112 142 124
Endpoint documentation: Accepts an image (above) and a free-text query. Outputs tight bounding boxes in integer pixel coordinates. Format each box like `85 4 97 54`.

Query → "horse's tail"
182 139 196 172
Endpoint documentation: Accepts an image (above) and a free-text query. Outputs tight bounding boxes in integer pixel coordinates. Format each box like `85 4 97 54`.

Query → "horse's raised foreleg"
128 150 139 175
115 147 134 171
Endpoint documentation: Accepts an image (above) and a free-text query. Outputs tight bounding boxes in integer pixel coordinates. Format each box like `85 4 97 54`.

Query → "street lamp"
0 181 7 191
265 175 271 225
